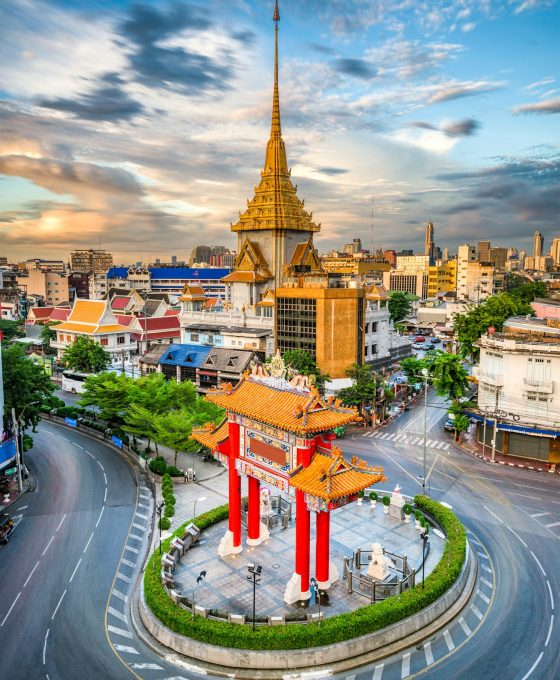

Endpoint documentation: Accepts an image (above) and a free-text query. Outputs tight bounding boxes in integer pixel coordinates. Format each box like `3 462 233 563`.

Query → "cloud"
332 58 376 80
308 42 336 55
120 2 235 95
317 166 348 175
429 80 506 103
513 98 560 114
412 118 480 137
38 73 144 122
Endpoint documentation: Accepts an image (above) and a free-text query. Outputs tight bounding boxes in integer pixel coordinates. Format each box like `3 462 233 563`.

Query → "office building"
70 249 113 274
533 231 544 258
477 241 491 263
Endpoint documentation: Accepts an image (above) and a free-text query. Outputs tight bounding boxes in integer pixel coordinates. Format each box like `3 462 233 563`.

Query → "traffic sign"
4 467 17 476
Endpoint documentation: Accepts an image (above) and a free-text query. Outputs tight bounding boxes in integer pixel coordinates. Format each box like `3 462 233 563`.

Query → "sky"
0 0 559 264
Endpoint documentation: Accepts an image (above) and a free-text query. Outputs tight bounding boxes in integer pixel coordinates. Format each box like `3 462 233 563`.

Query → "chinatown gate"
192 354 385 604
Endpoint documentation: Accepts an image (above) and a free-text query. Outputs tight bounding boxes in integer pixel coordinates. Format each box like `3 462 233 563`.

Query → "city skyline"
1 0 559 263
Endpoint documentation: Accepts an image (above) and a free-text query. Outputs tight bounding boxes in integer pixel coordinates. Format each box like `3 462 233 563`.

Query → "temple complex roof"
191 419 229 451
290 448 386 500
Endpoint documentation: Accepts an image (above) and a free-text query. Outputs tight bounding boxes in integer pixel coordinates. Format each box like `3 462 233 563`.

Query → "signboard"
65 417 78 428
0 438 17 470
112 435 123 449
4 467 16 476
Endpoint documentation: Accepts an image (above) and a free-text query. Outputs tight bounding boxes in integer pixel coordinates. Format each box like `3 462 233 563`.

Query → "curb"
457 440 559 475
132 542 476 678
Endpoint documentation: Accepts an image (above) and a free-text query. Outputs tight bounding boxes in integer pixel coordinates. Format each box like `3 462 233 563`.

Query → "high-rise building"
427 260 457 297
533 231 544 258
488 247 508 271
549 238 560 268
70 249 113 274
383 250 397 267
395 255 430 273
343 238 362 255
477 241 491 263
457 244 493 301
442 247 450 261
424 221 436 262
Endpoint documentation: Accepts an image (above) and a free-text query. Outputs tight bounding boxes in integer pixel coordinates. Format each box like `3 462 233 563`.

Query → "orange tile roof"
55 321 131 335
290 450 385 500
221 271 272 283
191 419 229 450
68 300 106 324
205 377 359 435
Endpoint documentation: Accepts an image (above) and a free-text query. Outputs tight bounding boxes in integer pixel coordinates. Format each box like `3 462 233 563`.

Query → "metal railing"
343 546 416 602
241 494 292 531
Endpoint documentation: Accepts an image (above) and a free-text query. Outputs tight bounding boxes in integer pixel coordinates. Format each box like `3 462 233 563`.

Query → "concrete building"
320 256 390 277
427 260 457 297
488 247 508 271
524 255 554 272
424 221 436 262
473 313 560 465
477 241 491 263
106 266 230 300
18 265 70 306
68 272 90 299
533 230 544 258
395 255 430 273
383 250 397 267
50 299 136 362
70 249 113 274
457 244 493 302
383 270 428 298
550 238 560 268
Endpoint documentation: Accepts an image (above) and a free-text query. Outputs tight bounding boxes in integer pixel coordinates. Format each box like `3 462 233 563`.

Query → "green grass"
144 495 466 650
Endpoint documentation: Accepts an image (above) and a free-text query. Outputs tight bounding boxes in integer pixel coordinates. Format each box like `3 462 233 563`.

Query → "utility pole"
11 408 23 493
0 323 4 442
422 368 428 495
491 417 498 463
482 406 488 460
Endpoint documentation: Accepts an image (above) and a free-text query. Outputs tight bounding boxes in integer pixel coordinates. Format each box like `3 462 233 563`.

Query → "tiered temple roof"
192 419 229 451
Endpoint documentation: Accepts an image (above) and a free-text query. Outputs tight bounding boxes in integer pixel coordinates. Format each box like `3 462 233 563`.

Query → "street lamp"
192 570 207 620
12 400 39 493
420 527 429 589
193 496 207 520
247 564 262 632
156 500 165 555
310 577 321 626
421 367 428 496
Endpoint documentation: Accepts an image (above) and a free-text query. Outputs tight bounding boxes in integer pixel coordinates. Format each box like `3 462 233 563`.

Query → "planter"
404 513 411 523
383 506 389 515
357 498 363 507
370 500 377 509
415 520 422 530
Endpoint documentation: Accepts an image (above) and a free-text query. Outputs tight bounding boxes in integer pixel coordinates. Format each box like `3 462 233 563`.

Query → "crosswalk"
362 430 451 451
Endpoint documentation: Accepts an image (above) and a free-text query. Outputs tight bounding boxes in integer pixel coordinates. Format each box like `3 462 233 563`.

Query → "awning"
468 412 559 437
0 438 17 471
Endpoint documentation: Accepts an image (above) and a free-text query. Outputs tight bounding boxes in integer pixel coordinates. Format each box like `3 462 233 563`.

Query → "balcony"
474 368 504 387
523 378 554 394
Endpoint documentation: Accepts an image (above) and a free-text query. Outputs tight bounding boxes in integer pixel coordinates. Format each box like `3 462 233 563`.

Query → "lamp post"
481 405 488 461
421 367 429 496
192 570 207 620
156 500 165 554
420 527 429 589
193 496 207 521
247 564 262 632
310 577 321 625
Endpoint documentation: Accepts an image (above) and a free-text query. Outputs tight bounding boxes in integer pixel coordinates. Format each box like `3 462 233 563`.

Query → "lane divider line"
51 589 67 621
0 592 21 627
55 514 67 533
545 615 554 647
42 628 50 665
547 580 555 610
96 506 105 528
42 536 55 556
69 558 82 584
24 560 40 588
530 551 546 577
520 652 543 680
83 532 95 554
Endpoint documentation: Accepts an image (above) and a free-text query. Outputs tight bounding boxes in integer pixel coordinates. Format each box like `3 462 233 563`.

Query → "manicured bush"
369 491 378 501
358 490 365 498
144 496 466 651
414 509 424 521
158 516 171 530
149 458 167 475
382 495 391 507
403 503 412 515
164 495 176 507
164 504 175 518
166 465 183 477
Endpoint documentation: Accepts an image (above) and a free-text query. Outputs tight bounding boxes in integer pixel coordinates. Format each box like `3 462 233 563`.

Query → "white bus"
61 371 91 394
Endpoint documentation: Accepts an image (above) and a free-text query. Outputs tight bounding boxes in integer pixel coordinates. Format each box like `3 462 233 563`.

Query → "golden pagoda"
226 0 323 306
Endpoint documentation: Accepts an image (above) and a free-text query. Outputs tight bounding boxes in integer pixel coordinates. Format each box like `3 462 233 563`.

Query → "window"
365 346 369 356
365 323 370 334
117 335 125 345
191 333 199 342
527 357 551 384
371 344 377 355
100 337 108 346
371 322 378 333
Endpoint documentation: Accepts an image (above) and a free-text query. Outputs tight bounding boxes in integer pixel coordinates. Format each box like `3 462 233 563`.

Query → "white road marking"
116 572 131 584
520 652 543 680
74 444 84 450
459 616 471 636
411 438 420 446
443 629 455 651
436 442 446 449
372 663 384 680
470 604 483 621
477 551 489 560
86 451 95 459
122 558 136 568
426 440 435 447
83 532 95 554
51 589 67 620
507 526 528 547
43 628 49 665
442 443 450 450
108 624 132 638
506 491 541 500
480 577 493 589
380 433 389 440
530 511 552 518
125 545 139 555
481 564 492 574
483 505 503 524
103 472 107 485
132 523 144 531
24 560 40 588
547 580 555 609
69 558 82 584
361 432 369 438
114 644 138 654
112 589 128 602
129 533 143 541
104 487 107 503
42 536 55 556
424 641 434 665
132 664 164 670
96 506 104 528
137 503 149 510
400 653 410 678
544 521 560 529
59 436 70 441
135 512 148 520
108 606 128 624
1 592 21 627
97 460 105 471
530 551 546 577
55 514 67 532
16 505 28 511
477 589 490 605
545 615 554 647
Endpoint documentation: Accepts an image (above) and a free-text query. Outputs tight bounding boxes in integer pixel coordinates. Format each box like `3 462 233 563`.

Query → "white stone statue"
367 542 395 581
389 483 405 519
260 488 273 517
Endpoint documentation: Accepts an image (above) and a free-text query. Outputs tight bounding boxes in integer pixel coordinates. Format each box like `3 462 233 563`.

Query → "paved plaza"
171 498 445 619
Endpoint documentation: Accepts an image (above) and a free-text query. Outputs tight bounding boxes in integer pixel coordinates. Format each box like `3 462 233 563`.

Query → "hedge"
144 495 466 651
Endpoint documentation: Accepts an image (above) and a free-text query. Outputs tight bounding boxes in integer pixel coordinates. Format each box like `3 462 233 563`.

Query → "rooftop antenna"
370 196 374 256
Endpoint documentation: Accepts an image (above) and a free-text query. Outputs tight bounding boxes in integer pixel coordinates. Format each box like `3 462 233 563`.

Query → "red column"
315 510 330 588
247 475 261 545
295 445 313 598
228 420 242 550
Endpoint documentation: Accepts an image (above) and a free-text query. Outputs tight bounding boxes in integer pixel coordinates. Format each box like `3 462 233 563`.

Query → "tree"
79 372 133 425
282 349 330 393
388 291 412 323
63 336 111 373
154 410 195 467
451 414 470 442
0 319 24 343
40 322 60 355
399 357 427 385
428 353 469 405
453 292 534 361
1 343 55 438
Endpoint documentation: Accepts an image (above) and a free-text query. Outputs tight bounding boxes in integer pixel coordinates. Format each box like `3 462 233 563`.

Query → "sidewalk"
0 475 33 513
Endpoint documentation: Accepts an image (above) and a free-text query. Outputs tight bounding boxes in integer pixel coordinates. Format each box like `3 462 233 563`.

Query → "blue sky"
0 0 558 263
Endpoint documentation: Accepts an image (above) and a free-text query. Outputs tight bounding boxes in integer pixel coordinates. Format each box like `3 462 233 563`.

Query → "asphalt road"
0 421 141 680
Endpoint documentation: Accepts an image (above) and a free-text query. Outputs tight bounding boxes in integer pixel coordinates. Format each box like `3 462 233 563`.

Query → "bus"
61 371 91 394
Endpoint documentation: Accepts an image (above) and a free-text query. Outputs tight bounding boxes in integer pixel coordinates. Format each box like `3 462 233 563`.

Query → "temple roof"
204 373 360 435
290 449 386 500
191 419 229 451
222 239 274 283
230 4 319 236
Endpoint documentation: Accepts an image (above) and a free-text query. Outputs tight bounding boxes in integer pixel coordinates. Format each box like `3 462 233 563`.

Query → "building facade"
70 249 113 274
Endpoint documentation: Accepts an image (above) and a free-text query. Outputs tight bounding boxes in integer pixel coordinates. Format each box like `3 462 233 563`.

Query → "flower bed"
144 494 466 650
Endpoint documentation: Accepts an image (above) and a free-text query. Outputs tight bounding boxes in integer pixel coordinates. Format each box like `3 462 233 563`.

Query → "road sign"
4 467 16 476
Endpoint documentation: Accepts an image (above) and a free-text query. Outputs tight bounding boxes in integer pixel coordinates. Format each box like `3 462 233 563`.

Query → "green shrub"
149 459 167 475
414 509 423 521
369 491 378 501
164 504 175 518
382 495 391 507
403 503 412 515
166 465 183 477
143 496 466 651
162 478 173 491
162 472 172 483
358 489 365 498
158 516 171 530
164 495 176 507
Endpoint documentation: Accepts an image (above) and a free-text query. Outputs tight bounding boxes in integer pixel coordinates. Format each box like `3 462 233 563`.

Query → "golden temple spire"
265 0 288 174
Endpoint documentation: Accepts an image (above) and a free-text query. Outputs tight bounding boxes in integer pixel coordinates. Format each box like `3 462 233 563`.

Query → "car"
431 337 441 344
0 513 14 544
444 418 456 432
414 336 425 343
426 344 436 350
